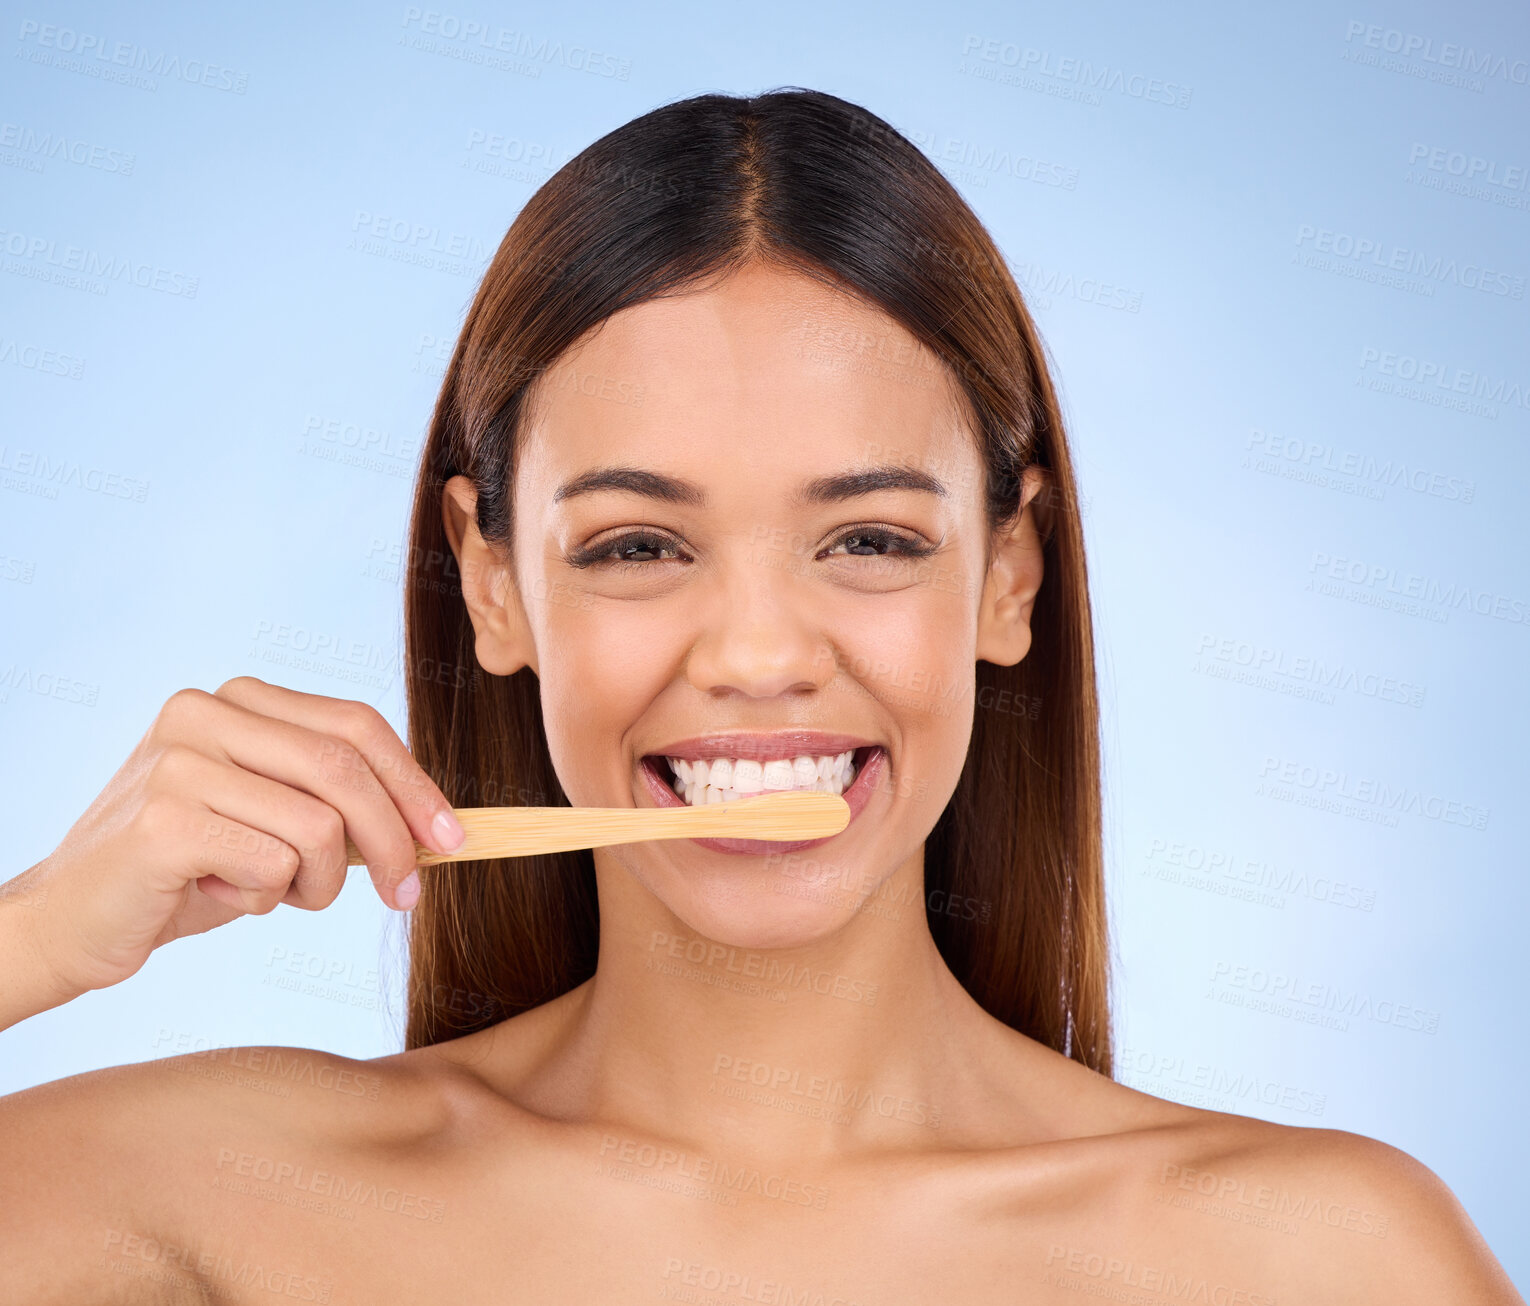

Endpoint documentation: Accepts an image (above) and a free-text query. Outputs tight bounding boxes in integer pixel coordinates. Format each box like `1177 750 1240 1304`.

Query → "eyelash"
566 526 939 570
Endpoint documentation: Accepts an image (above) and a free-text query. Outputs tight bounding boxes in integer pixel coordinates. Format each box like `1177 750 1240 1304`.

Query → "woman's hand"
2 677 463 1019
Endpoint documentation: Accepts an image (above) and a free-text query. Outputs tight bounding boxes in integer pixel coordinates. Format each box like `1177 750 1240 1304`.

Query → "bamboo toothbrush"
343 790 851 866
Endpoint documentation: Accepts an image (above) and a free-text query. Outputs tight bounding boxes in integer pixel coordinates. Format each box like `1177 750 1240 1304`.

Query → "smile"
637 742 888 855
653 749 865 805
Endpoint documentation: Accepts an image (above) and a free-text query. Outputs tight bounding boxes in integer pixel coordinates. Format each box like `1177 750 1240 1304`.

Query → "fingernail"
395 870 420 911
431 808 465 851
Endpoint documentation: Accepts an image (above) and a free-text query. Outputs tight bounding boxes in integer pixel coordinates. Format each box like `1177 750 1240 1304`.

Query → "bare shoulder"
972 1053 1519 1305
1237 1116 1519 1302
0 1041 454 1303
1107 1093 1523 1305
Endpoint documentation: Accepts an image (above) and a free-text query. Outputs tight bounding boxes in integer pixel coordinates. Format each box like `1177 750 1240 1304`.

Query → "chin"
656 872 874 952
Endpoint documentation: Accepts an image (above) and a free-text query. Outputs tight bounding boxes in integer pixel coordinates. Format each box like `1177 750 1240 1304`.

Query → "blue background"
1 0 1525 1285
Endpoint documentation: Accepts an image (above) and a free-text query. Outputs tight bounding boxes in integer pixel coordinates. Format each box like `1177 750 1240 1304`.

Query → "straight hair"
400 87 1111 1077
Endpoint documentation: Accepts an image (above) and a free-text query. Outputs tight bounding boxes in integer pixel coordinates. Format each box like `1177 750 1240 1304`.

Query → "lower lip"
638 746 888 856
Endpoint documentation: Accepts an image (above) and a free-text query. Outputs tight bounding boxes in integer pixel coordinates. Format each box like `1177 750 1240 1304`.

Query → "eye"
820 527 938 560
565 524 940 571
566 529 686 570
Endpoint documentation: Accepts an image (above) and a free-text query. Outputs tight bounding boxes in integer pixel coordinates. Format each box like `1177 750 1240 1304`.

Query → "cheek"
834 589 975 799
536 603 682 783
835 586 973 711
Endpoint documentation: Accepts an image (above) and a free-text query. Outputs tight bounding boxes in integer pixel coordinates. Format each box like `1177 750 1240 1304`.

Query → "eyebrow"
551 463 947 508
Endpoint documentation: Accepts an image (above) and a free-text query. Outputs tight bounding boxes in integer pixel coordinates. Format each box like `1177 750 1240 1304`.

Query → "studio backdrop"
1 0 1525 1286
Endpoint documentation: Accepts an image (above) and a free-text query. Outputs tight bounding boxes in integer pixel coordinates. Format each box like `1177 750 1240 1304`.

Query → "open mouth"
642 745 880 808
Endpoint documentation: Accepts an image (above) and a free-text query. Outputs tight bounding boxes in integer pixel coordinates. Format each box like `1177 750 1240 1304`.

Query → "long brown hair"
401 88 1111 1076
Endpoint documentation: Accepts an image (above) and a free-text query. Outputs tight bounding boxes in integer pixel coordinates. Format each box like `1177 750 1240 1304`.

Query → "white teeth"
661 749 863 807
732 760 764 793
762 759 795 790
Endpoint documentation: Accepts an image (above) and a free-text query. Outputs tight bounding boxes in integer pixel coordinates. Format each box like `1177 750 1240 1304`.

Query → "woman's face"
456 260 1043 949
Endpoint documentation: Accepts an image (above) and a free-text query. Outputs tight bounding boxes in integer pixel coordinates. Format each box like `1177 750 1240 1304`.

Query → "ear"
975 465 1049 668
440 475 538 677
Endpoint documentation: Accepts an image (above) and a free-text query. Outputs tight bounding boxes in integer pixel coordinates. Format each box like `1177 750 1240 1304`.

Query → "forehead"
515 263 976 505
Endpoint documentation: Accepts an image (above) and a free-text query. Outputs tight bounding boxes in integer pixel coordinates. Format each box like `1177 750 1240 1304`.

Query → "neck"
522 843 1027 1161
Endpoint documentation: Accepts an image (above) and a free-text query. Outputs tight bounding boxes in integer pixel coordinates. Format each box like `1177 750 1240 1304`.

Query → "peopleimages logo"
901 126 1080 191
597 1134 829 1209
0 228 199 298
1408 143 1529 192
15 20 250 93
959 35 1193 107
0 446 148 501
1357 346 1529 415
1209 960 1441 1034
1405 142 1530 211
1244 428 1476 505
1295 225 1525 298
1343 20 1529 87
399 7 632 80
1256 754 1490 832
0 122 135 175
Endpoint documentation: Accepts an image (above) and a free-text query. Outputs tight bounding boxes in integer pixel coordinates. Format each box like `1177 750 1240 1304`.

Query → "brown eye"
567 530 686 569
822 527 936 559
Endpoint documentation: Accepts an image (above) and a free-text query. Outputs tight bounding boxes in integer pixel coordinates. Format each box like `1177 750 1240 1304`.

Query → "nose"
682 556 837 700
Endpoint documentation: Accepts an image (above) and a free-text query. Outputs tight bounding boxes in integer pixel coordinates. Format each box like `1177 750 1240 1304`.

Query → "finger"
180 806 302 917
210 678 462 854
157 746 350 912
154 687 425 910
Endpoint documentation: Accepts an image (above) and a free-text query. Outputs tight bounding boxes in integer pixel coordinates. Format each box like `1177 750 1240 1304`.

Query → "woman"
0 88 1519 1303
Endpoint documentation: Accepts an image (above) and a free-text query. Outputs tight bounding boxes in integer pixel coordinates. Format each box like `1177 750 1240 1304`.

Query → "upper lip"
643 732 880 763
